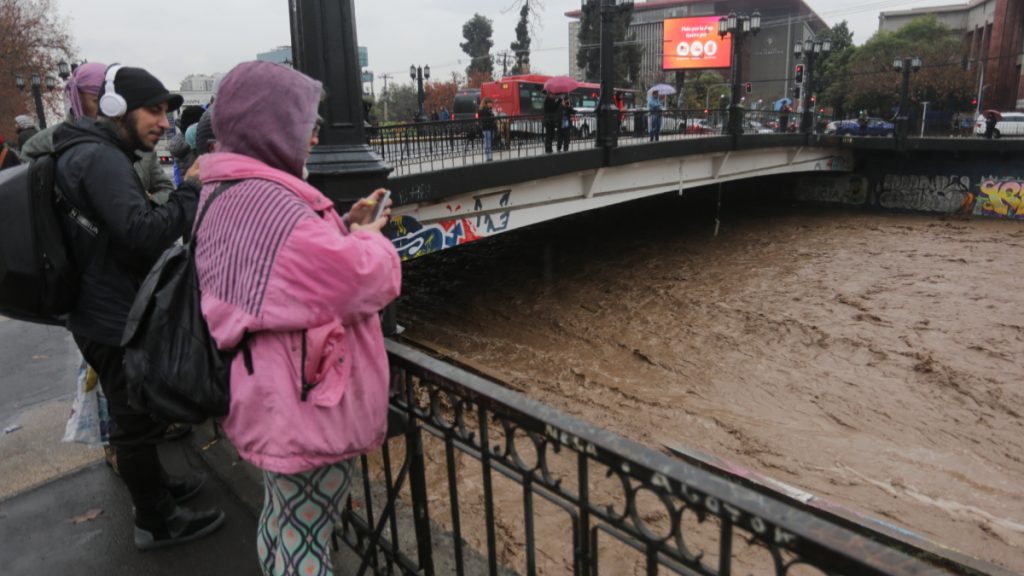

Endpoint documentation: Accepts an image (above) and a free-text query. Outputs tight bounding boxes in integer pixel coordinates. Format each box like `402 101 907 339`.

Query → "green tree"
510 4 531 75
461 13 494 80
0 0 74 142
379 84 419 123
841 15 972 117
679 70 729 110
815 20 856 119
576 1 642 87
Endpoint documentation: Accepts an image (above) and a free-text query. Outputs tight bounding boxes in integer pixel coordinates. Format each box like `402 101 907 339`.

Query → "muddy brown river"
397 192 1024 573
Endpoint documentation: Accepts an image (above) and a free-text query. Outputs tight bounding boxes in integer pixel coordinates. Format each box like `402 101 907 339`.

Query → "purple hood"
212 61 321 177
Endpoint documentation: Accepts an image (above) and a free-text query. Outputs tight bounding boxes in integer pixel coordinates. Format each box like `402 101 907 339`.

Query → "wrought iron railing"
370 109 754 176
335 339 976 576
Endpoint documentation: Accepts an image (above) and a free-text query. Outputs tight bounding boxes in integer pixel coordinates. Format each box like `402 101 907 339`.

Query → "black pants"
557 126 571 151
543 121 557 153
74 334 170 526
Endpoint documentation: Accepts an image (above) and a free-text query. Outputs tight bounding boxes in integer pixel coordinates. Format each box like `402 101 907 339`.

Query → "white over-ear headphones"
99 64 126 118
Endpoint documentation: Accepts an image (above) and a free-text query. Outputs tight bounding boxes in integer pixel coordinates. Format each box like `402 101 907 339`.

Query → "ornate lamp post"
288 0 390 209
893 56 922 140
793 36 831 134
409 64 430 122
584 0 633 150
14 71 58 129
718 10 761 136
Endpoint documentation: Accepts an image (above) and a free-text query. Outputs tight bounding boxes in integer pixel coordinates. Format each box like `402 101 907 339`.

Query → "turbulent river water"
397 190 1024 573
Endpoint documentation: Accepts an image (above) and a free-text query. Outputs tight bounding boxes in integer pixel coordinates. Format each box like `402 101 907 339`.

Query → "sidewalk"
0 438 262 576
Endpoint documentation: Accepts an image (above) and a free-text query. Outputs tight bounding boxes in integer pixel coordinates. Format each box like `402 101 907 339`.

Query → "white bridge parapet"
388 146 853 261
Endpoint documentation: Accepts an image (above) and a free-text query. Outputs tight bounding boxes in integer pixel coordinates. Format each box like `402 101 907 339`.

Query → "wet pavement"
0 318 261 575
0 443 261 576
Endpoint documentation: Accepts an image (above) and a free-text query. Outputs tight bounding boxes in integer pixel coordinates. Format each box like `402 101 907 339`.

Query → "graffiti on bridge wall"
976 177 1024 219
878 174 974 214
795 176 869 205
387 191 513 260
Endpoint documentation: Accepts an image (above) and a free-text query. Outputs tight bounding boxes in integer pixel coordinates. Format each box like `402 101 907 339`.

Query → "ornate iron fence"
334 339 980 576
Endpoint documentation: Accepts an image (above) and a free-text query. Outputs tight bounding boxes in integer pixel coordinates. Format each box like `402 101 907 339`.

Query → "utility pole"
380 72 392 122
496 50 512 78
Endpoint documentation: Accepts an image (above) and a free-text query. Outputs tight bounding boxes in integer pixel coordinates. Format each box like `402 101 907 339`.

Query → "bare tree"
0 0 74 142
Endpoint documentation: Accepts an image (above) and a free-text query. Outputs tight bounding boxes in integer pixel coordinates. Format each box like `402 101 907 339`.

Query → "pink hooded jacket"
194 61 401 474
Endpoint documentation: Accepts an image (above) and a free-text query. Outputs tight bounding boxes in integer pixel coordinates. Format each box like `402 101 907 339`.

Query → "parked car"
974 111 1024 138
824 117 895 136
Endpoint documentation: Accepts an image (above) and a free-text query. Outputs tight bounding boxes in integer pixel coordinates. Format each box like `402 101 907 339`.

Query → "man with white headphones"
51 64 224 551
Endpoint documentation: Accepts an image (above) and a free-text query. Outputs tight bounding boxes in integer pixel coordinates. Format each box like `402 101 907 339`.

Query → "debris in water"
3 424 22 435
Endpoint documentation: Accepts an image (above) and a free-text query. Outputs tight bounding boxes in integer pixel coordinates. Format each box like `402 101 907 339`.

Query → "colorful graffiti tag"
388 191 513 260
878 174 973 214
976 177 1024 219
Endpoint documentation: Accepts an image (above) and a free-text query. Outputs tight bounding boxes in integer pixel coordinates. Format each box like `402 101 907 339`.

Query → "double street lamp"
409 64 430 122
893 56 922 140
14 70 58 130
793 37 831 134
718 10 761 136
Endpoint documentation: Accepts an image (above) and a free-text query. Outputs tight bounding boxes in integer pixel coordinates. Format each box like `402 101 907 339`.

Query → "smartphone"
373 189 391 221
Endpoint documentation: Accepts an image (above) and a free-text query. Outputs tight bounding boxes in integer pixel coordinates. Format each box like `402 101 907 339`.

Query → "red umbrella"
982 109 1002 120
543 75 579 94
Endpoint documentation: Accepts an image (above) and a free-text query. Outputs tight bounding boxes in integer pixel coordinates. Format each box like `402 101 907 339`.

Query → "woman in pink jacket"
194 61 401 575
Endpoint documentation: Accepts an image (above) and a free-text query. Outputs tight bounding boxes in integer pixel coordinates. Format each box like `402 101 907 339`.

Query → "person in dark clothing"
479 98 497 162
984 112 998 139
0 135 19 170
54 64 224 551
543 91 560 153
14 115 39 151
170 105 204 185
557 95 575 152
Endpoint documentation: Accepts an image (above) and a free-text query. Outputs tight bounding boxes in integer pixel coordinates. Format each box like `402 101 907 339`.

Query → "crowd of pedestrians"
2 60 400 576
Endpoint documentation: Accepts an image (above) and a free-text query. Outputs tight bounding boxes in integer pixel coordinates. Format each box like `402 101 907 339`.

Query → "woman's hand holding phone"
348 188 392 233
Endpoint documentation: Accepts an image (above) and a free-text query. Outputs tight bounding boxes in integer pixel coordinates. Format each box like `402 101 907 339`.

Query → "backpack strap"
191 180 239 246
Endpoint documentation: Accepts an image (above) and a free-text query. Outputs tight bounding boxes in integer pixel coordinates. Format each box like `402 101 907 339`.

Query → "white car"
975 111 1024 138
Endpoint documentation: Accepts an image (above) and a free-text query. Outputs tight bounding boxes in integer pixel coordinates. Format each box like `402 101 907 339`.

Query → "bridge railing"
370 109 737 176
334 339 968 576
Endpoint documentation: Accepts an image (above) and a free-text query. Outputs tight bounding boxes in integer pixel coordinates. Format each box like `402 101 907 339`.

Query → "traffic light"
971 98 978 107
810 95 816 105
795 64 804 85
744 82 752 94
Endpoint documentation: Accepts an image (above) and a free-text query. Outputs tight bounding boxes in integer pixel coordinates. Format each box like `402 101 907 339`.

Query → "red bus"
481 74 636 117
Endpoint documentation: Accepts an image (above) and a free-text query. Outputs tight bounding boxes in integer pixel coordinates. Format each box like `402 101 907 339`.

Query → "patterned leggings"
257 459 355 576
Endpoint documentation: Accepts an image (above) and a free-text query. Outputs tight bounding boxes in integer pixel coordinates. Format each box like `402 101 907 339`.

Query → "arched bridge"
376 111 1024 261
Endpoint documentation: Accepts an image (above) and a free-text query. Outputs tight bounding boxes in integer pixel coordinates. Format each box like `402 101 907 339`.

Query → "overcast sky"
53 0 947 92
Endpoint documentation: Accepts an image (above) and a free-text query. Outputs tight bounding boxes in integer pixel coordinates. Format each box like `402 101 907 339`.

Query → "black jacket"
479 107 497 131
543 96 561 124
53 119 199 346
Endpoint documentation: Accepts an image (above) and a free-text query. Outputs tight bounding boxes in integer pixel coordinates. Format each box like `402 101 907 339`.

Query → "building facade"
566 0 828 109
880 0 1023 110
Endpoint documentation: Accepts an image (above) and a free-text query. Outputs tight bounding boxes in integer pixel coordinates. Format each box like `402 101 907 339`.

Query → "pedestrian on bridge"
648 89 664 142
557 95 575 152
479 97 497 161
192 61 401 576
543 90 560 153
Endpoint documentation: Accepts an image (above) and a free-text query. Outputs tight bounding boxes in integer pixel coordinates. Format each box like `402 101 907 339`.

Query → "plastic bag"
62 360 110 446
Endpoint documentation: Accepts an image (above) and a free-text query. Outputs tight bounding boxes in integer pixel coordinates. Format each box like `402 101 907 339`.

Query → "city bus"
480 75 637 117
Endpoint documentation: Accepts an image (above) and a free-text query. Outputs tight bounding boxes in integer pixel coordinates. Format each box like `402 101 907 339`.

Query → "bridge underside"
388 144 852 261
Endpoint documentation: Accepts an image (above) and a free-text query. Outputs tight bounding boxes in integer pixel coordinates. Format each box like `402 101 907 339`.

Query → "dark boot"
164 471 207 503
134 496 225 551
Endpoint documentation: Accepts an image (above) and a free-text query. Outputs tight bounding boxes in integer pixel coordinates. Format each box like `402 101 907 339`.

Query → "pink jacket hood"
213 61 320 178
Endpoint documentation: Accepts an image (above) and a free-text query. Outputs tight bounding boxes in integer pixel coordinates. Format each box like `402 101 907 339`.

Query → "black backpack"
122 181 251 424
0 136 104 325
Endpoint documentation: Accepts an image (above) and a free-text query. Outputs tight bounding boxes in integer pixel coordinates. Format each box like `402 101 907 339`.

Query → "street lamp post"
14 71 58 130
793 36 831 134
409 64 430 122
592 0 633 149
893 56 922 140
718 10 761 136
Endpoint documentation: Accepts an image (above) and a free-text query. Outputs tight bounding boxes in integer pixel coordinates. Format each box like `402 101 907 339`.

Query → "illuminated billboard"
663 16 732 70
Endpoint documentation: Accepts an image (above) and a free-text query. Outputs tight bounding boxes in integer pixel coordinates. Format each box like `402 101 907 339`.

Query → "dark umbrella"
982 109 1002 120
